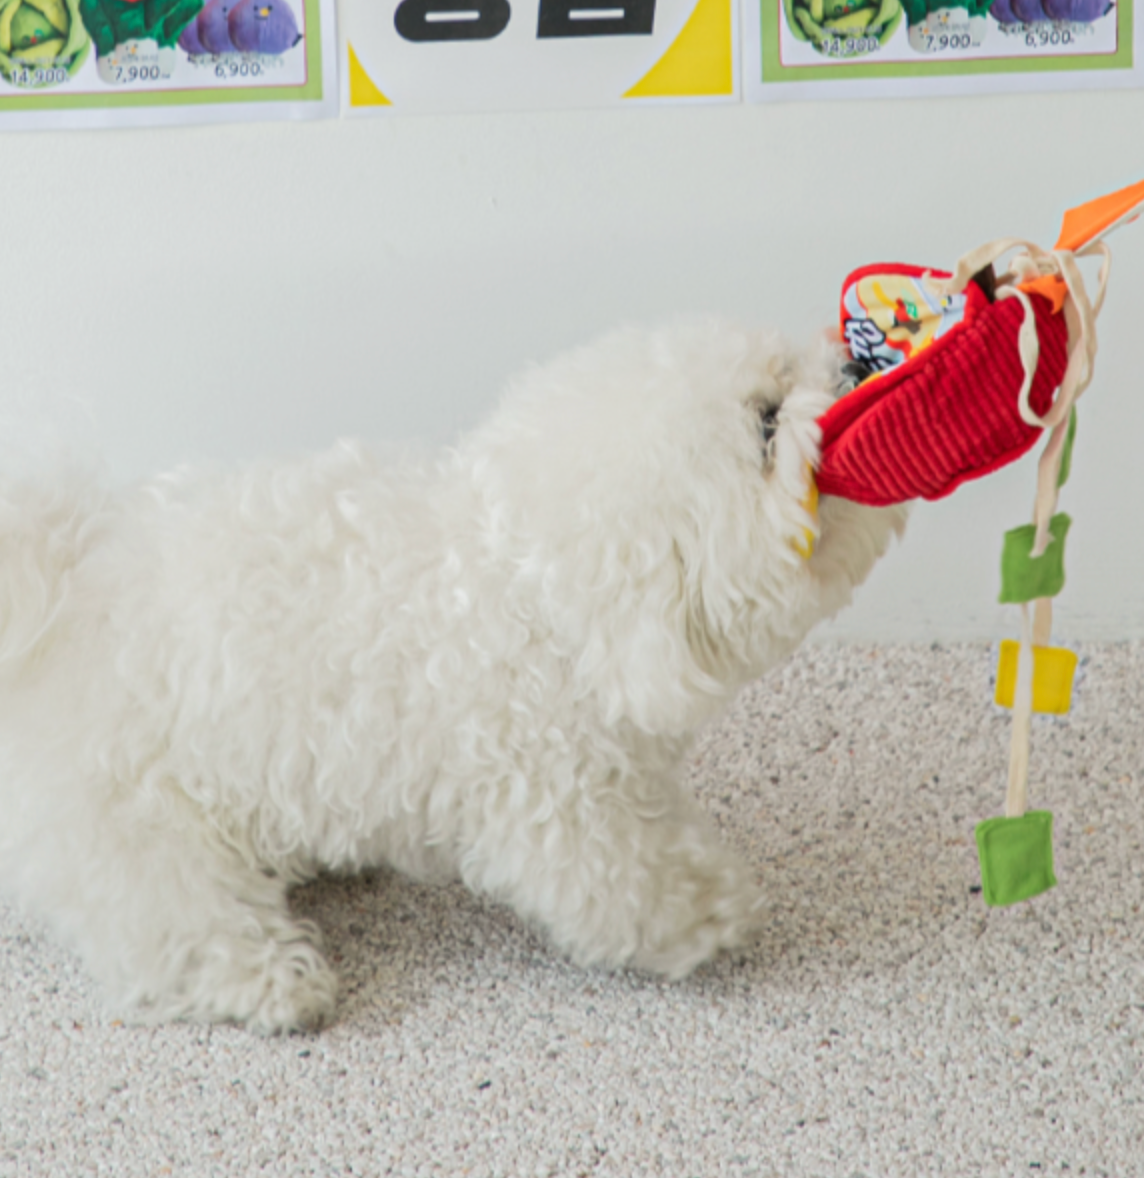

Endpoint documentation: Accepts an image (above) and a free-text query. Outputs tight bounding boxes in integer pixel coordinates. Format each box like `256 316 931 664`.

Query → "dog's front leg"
458 775 763 979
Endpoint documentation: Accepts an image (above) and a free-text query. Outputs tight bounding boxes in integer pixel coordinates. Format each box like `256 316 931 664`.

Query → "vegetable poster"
745 0 1141 98
340 0 739 113
1 0 1139 125
0 0 335 127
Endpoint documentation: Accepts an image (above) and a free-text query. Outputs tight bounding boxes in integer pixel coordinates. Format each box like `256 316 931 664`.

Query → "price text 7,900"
114 64 165 82
922 31 974 50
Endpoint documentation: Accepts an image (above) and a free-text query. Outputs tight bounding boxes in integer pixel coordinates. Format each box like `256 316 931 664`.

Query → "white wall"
3 94 1143 640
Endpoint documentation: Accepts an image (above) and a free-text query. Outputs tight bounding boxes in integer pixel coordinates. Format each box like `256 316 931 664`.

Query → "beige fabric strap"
932 235 1112 819
1032 597 1053 648
1006 603 1035 818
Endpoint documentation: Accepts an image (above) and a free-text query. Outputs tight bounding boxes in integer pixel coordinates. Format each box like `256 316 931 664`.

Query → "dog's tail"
0 468 107 672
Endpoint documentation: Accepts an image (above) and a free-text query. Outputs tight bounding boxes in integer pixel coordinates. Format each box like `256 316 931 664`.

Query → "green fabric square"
975 811 1057 907
999 513 1071 605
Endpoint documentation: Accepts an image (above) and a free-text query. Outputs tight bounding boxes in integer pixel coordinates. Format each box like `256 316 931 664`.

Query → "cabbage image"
783 0 904 55
0 0 90 87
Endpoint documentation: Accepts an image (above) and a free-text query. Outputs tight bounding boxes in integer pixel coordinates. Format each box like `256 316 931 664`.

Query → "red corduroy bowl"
815 280 1070 507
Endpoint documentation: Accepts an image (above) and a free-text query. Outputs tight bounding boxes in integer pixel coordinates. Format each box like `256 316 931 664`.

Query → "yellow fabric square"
994 641 1078 715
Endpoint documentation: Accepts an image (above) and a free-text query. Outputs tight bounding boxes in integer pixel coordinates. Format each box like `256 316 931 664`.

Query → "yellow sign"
341 0 738 113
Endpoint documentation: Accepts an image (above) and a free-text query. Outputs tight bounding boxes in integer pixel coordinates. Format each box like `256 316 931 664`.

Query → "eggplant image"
227 0 299 53
195 0 237 52
991 0 1112 20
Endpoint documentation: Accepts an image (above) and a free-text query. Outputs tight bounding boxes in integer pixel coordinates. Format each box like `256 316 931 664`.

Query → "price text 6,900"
1026 25 1076 46
215 59 266 78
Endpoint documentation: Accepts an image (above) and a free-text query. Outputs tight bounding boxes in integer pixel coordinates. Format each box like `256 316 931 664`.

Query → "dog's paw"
628 855 764 979
241 940 339 1035
136 926 340 1034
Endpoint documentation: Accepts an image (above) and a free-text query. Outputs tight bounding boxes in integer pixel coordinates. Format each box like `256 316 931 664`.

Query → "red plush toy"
815 179 1144 513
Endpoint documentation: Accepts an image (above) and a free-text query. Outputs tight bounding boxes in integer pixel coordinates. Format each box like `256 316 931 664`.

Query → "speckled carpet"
2 643 1141 1177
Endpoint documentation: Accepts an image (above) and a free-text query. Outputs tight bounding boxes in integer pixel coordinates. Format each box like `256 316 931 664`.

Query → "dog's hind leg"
460 776 763 979
11 785 337 1034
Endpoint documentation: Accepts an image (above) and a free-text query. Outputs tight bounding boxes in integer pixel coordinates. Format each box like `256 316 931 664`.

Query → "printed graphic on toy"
841 266 968 373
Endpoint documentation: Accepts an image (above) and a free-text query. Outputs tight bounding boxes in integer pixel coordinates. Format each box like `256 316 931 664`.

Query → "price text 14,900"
8 66 70 86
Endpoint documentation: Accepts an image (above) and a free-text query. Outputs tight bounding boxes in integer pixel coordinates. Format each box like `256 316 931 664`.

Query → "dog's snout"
838 359 877 396
758 405 780 446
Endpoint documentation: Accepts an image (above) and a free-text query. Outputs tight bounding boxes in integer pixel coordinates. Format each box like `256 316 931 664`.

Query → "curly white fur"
0 319 905 1033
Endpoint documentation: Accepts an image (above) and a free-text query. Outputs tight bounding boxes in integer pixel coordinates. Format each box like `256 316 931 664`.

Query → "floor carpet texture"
1 643 1141 1177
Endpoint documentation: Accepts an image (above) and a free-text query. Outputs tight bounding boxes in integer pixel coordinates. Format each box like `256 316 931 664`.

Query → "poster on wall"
339 0 739 112
0 0 336 128
745 0 1142 98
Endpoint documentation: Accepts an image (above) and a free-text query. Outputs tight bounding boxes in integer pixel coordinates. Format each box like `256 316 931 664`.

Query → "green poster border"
760 0 1132 83
0 0 323 112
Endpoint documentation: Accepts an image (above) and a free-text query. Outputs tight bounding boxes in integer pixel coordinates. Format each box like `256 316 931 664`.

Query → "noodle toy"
808 179 1144 907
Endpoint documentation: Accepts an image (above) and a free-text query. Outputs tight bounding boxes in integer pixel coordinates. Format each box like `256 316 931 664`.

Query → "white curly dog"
0 319 905 1033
